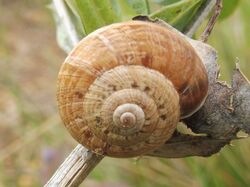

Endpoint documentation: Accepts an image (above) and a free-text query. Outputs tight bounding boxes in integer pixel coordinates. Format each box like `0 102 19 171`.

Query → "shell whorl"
57 21 208 157
79 65 180 157
113 103 145 130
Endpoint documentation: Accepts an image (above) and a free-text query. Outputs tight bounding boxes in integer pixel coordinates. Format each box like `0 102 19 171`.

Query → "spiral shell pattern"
57 21 208 157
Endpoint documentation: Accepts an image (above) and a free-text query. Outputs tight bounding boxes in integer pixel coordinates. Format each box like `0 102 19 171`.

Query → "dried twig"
45 145 103 187
185 0 217 37
200 0 222 42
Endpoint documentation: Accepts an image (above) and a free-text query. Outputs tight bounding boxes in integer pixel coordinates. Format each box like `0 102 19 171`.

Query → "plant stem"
200 0 222 42
44 145 103 187
185 0 217 37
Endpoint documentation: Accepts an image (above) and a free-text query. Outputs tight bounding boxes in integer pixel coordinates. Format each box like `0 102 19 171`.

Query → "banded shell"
57 21 208 157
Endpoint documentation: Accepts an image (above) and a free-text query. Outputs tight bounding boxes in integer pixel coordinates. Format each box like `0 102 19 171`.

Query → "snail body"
57 21 208 158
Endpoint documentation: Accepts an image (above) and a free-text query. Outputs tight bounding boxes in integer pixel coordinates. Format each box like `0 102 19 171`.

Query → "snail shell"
57 21 208 158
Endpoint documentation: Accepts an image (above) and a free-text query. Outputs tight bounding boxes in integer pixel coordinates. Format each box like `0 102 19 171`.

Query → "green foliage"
125 0 150 14
150 0 203 31
72 0 121 34
219 0 240 20
50 0 84 52
66 0 138 34
152 0 181 5
170 0 203 31
150 0 201 22
63 0 240 36
65 0 210 35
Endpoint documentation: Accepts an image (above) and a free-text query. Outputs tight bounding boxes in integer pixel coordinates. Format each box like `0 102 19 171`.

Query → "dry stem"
200 0 223 42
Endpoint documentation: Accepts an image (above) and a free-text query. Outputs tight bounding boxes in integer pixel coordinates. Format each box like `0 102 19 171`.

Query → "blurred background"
0 0 249 186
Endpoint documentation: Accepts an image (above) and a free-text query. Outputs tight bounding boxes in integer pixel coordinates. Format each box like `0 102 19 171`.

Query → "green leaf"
70 0 146 34
110 0 137 20
62 0 212 36
150 0 203 32
170 0 203 31
65 0 80 17
126 0 150 14
64 0 86 36
73 0 120 34
152 0 182 6
50 1 81 53
219 0 240 20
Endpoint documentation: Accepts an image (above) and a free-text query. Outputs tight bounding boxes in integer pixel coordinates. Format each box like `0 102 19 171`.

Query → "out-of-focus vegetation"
0 0 249 187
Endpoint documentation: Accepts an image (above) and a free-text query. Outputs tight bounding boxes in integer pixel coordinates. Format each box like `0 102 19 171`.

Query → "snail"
57 20 208 158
